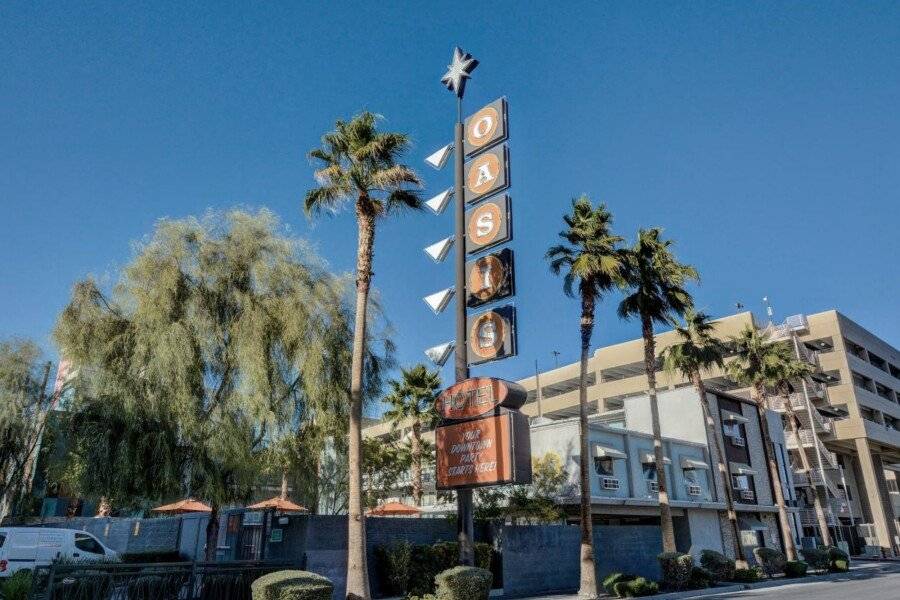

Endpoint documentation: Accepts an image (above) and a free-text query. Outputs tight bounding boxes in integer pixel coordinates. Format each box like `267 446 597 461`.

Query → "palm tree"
305 112 422 600
770 349 834 547
660 310 747 566
383 364 441 507
618 228 697 553
547 196 624 600
726 325 799 561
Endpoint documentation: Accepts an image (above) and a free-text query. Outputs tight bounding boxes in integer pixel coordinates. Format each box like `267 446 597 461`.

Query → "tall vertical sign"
423 48 529 567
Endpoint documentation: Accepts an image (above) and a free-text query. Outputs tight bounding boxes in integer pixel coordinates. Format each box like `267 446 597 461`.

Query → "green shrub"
657 552 693 590
731 567 761 583
374 540 412 596
401 541 493 597
1 570 33 600
752 547 786 578
800 547 829 573
688 567 713 589
250 570 332 600
613 577 659 597
784 560 808 578
434 566 492 600
700 549 735 582
603 572 637 596
821 546 851 572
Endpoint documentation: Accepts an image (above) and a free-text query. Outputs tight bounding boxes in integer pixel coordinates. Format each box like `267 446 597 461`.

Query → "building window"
642 463 658 481
594 456 614 476
887 480 899 494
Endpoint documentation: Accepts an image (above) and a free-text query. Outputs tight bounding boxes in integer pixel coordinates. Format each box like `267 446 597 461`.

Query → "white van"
0 527 118 577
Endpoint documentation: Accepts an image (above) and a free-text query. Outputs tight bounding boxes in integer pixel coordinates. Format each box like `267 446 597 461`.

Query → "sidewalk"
512 560 893 600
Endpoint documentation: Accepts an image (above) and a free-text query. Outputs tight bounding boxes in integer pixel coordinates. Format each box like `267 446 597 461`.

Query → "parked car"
0 527 118 577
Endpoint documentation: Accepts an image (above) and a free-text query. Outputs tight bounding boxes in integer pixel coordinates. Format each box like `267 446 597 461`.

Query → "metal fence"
29 560 298 600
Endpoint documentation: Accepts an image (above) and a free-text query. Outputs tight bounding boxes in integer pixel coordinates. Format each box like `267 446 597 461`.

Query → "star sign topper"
441 47 479 97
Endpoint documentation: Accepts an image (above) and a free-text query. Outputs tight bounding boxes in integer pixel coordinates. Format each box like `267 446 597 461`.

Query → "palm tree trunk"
281 471 289 501
642 315 676 553
411 421 422 507
346 204 375 600
205 502 219 561
692 373 746 566
752 385 798 561
784 401 832 546
577 293 598 599
96 496 112 518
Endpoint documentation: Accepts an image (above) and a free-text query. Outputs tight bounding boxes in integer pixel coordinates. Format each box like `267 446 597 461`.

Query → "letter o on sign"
466 106 500 150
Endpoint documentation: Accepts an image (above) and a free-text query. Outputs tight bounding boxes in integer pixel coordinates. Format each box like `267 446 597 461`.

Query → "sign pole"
453 95 476 568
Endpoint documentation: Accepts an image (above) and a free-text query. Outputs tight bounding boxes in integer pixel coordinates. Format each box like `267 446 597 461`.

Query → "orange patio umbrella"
367 501 421 517
151 498 212 514
247 496 308 513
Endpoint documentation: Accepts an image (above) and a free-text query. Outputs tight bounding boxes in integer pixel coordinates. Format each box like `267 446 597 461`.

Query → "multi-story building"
362 308 900 556
517 310 900 556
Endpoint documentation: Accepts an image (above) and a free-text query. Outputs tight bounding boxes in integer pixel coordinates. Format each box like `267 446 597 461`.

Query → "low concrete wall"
33 515 187 556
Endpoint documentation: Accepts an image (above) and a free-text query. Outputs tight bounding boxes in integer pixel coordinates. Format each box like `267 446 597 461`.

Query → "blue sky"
2 2 898 401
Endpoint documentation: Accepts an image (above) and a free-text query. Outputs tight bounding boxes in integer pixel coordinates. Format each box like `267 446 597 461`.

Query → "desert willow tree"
54 210 377 558
618 228 698 554
304 111 422 600
770 349 833 547
547 196 624 600
0 338 54 521
383 364 441 506
726 326 798 561
660 310 747 566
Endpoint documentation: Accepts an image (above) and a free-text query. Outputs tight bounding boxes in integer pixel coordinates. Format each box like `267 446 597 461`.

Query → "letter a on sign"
465 145 508 204
464 98 508 156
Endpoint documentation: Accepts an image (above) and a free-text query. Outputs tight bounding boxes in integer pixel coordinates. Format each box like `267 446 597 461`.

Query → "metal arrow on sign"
423 287 455 314
425 143 453 170
424 236 455 262
425 188 454 214
425 341 455 367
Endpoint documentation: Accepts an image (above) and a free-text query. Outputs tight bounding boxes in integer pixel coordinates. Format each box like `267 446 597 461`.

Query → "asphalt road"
518 561 900 600
670 561 900 600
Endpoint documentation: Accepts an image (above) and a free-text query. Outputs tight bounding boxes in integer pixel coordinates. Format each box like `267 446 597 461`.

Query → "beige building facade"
517 310 900 555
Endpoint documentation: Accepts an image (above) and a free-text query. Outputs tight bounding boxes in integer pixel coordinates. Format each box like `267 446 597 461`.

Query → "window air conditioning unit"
647 481 659 494
687 484 702 497
601 477 620 491
740 490 755 501
731 435 745 447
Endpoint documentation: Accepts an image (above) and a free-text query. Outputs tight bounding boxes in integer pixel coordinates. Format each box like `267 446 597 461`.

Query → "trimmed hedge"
658 552 693 590
688 567 713 589
822 546 851 572
434 566 492 600
799 547 830 573
731 567 761 583
784 560 808 578
613 577 659 598
752 547 786 578
250 570 333 600
700 549 735 582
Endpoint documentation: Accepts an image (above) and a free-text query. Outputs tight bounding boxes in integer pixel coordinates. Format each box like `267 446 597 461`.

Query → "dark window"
594 457 614 476
642 464 657 481
0 533 5 548
74 533 105 555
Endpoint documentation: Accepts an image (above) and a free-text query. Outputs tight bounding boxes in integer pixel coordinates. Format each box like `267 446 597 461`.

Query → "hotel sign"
464 97 508 156
465 145 509 204
435 376 527 421
465 195 511 254
436 411 531 490
468 305 517 365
